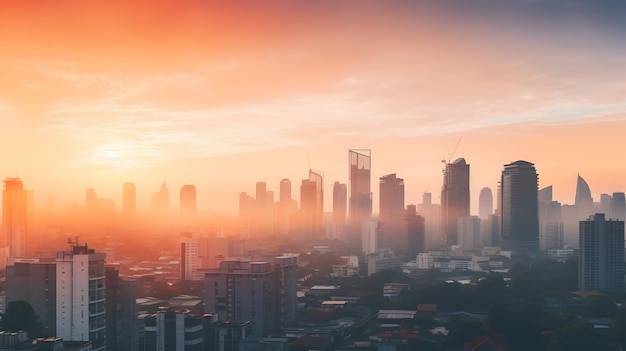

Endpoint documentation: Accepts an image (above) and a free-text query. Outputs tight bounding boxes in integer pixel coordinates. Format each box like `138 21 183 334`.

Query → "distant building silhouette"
300 170 324 238
576 174 594 219
538 185 563 251
349 149 372 226
179 184 197 216
379 174 405 255
85 188 98 208
3 178 30 258
418 192 441 249
150 181 169 212
122 182 136 218
500 160 539 254
279 179 292 202
332 181 347 224
579 213 625 292
458 216 481 250
478 187 493 220
612 192 626 221
441 158 470 246
404 205 425 257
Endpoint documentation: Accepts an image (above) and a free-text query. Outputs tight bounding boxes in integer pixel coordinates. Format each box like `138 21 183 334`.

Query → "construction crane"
441 136 463 167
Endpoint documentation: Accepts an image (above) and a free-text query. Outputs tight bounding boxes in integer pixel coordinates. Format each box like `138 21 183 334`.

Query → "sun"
107 151 117 159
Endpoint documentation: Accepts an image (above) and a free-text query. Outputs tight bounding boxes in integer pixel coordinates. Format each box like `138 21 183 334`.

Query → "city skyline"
2 1 626 214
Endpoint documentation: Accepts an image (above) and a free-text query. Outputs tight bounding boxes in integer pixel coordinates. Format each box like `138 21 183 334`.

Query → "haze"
2 0 626 214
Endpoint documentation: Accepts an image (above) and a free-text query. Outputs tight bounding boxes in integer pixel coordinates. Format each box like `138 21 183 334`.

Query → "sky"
1 0 626 215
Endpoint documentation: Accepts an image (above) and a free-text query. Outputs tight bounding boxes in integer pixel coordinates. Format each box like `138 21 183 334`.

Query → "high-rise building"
576 174 594 219
279 179 292 202
418 192 442 250
332 182 347 224
204 255 298 337
349 149 372 226
300 170 323 238
379 174 405 255
612 192 626 221
56 244 107 351
122 182 136 219
3 178 29 258
478 187 493 220
6 258 57 336
179 185 197 216
404 205 425 257
150 181 169 212
85 188 98 208
441 158 470 246
105 266 137 351
578 213 625 292
362 219 379 255
458 216 481 250
180 240 199 281
239 192 255 238
500 160 539 254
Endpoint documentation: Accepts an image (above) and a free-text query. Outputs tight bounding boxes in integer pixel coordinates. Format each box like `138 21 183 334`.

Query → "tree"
580 295 617 318
3 301 43 338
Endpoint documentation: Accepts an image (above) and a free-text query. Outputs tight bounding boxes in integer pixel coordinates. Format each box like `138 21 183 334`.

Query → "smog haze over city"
2 0 626 214
2 1 626 351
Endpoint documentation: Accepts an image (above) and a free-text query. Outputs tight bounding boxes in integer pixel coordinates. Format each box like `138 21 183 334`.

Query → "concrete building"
441 158 470 246
204 255 298 337
105 266 137 351
500 160 539 254
404 205 425 257
56 244 107 351
478 187 493 220
6 258 57 336
379 174 405 255
361 219 379 255
578 213 625 292
458 216 481 250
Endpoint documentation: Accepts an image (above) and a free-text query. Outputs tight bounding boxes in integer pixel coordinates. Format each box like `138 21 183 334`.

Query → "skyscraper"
458 216 481 250
578 213 625 292
279 179 292 202
418 192 441 250
56 244 107 351
478 187 493 220
379 174 405 255
179 184 197 216
576 174 594 219
122 182 136 219
300 170 323 238
404 205 425 257
500 160 539 253
332 181 347 224
441 158 470 246
611 192 626 221
85 188 98 208
3 178 29 257
150 181 169 212
349 149 372 226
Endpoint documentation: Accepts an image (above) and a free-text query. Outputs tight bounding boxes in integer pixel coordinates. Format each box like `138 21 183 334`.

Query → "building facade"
578 213 625 292
500 160 539 254
441 158 470 246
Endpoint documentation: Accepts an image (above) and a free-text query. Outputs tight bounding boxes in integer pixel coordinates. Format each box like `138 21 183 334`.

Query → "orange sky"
1 0 626 215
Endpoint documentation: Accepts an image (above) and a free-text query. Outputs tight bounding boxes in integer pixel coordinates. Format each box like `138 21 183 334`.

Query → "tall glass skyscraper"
441 158 470 246
500 160 539 253
349 149 372 226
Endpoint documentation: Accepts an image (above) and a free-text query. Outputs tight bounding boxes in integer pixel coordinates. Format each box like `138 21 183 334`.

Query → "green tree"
446 316 483 349
580 295 617 318
3 301 43 338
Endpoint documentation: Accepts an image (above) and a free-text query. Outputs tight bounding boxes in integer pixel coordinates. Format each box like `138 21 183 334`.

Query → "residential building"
578 213 625 292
